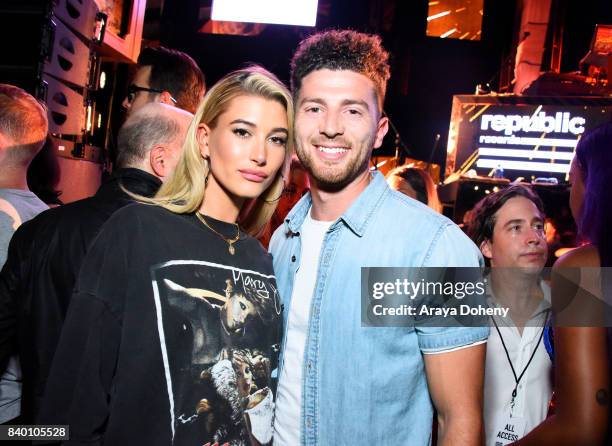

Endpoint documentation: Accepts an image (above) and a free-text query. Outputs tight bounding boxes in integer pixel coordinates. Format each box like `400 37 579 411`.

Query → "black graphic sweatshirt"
39 203 282 446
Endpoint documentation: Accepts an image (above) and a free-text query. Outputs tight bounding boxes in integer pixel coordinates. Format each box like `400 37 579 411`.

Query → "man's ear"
196 123 210 158
149 145 167 178
480 239 493 260
373 115 389 150
158 91 176 106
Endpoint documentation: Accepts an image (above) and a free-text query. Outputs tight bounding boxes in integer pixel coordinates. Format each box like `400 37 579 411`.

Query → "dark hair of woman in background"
386 165 442 213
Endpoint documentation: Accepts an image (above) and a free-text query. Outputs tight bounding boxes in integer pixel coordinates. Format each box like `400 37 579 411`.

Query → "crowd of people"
0 28 610 446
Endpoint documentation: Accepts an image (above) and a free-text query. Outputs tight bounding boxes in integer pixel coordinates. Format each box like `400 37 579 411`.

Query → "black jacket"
0 168 161 422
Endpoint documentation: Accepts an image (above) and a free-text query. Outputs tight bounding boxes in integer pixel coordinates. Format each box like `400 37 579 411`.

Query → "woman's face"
569 156 585 222
199 94 288 203
221 293 257 334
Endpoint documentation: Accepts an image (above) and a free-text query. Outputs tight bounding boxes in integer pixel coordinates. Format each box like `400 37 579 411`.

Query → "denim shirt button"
307 360 313 371
291 255 297 262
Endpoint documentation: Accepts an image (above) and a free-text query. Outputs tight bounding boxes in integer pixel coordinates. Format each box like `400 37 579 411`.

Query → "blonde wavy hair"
140 65 294 236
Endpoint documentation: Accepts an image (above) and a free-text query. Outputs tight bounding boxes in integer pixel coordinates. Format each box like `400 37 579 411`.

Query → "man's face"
294 69 388 190
481 196 548 271
122 66 157 115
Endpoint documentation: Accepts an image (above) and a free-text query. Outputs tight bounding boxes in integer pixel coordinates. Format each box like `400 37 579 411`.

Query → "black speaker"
0 0 104 137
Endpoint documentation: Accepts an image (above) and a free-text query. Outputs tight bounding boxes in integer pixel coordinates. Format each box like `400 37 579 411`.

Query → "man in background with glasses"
123 46 206 115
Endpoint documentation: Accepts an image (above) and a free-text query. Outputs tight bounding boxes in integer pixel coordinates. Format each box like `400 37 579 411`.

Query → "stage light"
211 0 318 27
86 105 92 132
426 0 483 41
478 148 575 160
440 28 458 38
476 159 570 174
427 10 451 21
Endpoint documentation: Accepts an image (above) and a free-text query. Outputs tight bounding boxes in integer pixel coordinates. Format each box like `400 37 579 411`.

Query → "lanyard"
491 310 550 415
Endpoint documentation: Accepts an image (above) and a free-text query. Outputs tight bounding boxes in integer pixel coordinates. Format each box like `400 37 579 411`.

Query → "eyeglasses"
126 84 177 104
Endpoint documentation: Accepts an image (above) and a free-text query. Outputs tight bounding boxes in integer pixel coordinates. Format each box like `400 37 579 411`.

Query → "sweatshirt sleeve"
37 212 133 444
39 293 121 445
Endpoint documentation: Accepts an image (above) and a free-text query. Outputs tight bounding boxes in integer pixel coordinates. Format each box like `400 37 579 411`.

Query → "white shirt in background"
484 283 553 445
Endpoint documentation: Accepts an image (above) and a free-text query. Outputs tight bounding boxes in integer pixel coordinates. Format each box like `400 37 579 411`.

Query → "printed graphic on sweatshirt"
151 260 282 446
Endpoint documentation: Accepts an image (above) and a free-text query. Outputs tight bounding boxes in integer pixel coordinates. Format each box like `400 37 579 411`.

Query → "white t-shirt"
484 283 553 445
273 209 333 446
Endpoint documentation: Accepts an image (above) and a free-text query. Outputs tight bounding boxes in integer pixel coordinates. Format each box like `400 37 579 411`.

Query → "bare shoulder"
554 244 600 268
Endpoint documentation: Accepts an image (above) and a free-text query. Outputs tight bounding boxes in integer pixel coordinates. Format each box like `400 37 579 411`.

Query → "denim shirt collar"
284 171 389 237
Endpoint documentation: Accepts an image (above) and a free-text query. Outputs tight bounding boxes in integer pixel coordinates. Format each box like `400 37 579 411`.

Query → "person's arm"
39 292 121 444
419 222 488 445
424 343 486 446
37 215 130 444
512 249 610 445
512 327 609 445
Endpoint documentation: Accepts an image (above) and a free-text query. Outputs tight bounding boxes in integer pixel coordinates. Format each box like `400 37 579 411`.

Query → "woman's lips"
239 169 268 183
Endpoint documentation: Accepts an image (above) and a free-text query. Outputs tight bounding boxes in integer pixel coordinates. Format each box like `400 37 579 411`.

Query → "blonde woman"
40 66 292 446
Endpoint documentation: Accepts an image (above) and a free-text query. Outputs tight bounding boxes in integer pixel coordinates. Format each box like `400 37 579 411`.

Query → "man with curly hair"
270 30 489 445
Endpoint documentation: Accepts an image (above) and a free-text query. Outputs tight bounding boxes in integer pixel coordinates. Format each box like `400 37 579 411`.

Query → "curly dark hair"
290 29 390 109
138 46 206 113
467 184 545 250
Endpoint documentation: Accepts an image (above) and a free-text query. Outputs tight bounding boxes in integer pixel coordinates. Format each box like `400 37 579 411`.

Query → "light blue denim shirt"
269 171 489 445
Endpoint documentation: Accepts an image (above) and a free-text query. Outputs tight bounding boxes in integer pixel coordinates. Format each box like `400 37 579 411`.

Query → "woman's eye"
270 136 287 146
233 128 250 138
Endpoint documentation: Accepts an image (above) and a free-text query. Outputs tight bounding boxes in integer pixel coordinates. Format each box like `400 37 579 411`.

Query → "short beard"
296 139 374 192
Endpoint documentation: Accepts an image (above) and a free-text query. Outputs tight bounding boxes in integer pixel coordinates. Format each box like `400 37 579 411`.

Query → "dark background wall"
151 0 610 169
